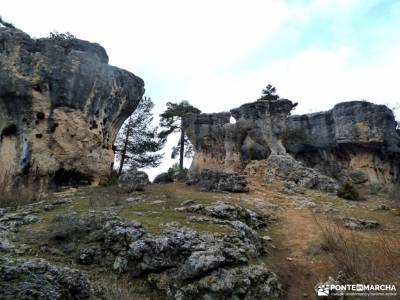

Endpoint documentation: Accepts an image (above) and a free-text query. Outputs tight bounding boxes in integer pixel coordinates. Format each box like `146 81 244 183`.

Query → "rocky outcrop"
0 256 92 299
0 27 144 192
184 100 295 175
265 155 339 193
286 101 400 185
40 208 281 299
175 201 272 229
184 99 400 188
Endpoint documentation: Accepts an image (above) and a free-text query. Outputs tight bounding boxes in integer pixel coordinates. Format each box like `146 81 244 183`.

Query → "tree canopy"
115 97 164 175
159 100 201 171
258 84 279 101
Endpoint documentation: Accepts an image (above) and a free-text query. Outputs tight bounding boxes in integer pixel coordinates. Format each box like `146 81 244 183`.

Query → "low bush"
318 221 400 286
100 171 119 187
337 182 360 201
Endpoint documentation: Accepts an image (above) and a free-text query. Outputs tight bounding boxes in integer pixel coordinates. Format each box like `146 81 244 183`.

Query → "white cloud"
2 0 400 179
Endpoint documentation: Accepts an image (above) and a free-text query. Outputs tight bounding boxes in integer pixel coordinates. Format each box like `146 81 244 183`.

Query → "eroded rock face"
286 101 400 185
184 100 295 175
184 99 400 188
0 27 144 191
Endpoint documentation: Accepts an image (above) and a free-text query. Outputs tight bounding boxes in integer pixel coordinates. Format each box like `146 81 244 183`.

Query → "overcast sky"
2 0 400 178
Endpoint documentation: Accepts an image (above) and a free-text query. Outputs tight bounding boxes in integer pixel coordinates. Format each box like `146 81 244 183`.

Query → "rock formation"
0 27 144 191
184 99 400 189
286 101 400 185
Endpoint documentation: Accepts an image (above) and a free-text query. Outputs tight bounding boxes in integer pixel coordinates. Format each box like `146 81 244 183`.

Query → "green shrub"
100 171 119 187
337 182 360 201
0 16 16 29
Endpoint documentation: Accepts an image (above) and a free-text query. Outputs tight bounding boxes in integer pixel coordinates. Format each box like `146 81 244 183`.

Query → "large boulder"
153 172 173 184
0 27 144 192
118 170 149 192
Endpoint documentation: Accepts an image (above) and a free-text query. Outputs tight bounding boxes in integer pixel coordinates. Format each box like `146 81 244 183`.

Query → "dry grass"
317 219 400 286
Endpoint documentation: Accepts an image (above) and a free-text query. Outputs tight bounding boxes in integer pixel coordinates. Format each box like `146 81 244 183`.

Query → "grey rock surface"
266 154 339 193
0 27 144 191
342 217 380 230
0 256 92 299
176 201 272 229
189 169 249 192
153 172 173 184
184 99 400 189
172 265 282 300
286 101 400 185
118 170 149 192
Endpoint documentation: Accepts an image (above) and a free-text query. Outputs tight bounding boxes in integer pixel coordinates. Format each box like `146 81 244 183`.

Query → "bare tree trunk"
118 119 132 176
179 128 185 172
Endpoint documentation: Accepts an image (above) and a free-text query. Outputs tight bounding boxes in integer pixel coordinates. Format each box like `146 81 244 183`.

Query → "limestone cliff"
286 101 400 185
184 99 400 187
0 27 144 191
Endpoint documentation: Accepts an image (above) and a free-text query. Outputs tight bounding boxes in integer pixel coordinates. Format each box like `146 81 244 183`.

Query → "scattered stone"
126 197 140 203
52 198 73 205
118 170 149 192
44 204 55 211
180 199 195 206
262 235 272 241
151 200 166 205
342 217 380 230
375 204 390 211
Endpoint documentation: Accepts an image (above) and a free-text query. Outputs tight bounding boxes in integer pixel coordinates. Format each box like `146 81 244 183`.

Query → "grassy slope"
10 182 400 299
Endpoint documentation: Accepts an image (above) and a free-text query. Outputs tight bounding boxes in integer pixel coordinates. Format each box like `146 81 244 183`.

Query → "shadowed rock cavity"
0 27 145 191
183 99 400 188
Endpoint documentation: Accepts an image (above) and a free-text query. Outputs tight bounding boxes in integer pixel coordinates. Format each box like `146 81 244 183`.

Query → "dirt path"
247 179 334 299
275 208 333 299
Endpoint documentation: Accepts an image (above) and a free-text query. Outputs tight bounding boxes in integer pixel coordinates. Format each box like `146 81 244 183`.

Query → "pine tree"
159 100 201 172
258 84 279 101
115 97 164 175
